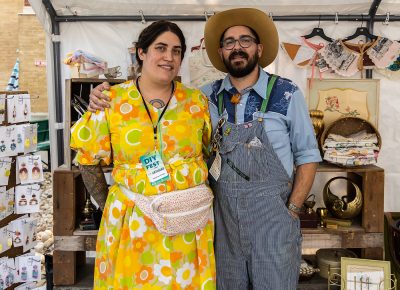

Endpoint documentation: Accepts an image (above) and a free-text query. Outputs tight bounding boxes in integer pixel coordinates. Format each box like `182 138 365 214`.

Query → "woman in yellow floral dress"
70 21 216 289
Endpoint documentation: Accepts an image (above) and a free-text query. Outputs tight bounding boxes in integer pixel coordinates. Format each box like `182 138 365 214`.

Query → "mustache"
229 50 248 61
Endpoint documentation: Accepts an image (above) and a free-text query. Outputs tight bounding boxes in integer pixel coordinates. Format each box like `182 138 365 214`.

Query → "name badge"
140 151 170 186
209 152 221 181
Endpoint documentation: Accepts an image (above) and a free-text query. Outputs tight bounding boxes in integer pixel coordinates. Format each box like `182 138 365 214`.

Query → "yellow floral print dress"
70 80 216 290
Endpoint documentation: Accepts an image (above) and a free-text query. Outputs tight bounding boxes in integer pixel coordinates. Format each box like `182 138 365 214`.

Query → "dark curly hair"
135 20 186 70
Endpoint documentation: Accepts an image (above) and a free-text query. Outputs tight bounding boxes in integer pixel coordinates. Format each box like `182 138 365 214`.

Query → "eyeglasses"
220 36 258 50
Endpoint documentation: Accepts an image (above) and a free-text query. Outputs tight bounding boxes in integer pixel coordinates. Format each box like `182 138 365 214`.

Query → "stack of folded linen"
323 130 379 166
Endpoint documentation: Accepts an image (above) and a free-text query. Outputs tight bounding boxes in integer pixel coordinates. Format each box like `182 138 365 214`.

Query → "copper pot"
316 248 357 279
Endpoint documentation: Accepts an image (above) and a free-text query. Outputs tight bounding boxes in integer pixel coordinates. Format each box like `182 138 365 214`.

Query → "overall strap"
260 74 278 113
217 91 224 116
217 74 279 116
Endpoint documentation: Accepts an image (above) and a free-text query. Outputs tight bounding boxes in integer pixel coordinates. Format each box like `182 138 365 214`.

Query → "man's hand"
88 82 111 112
288 209 300 220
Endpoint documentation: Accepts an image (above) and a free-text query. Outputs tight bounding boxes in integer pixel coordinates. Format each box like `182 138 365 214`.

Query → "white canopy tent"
29 0 400 211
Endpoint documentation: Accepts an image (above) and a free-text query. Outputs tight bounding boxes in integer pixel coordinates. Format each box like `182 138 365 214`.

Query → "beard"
223 50 259 78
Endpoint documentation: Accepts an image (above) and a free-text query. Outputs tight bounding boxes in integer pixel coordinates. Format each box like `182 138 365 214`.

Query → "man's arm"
79 164 108 210
288 162 318 217
88 82 111 112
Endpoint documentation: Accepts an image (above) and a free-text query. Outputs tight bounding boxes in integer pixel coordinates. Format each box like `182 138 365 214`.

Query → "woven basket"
320 117 382 150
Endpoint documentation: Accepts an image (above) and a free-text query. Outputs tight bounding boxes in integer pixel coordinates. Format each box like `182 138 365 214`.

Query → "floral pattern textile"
321 38 400 77
71 80 215 289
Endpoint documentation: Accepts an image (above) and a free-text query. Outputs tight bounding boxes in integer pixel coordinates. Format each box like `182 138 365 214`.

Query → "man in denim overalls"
202 8 322 290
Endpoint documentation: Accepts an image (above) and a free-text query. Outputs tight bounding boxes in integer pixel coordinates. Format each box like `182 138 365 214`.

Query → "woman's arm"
79 164 108 210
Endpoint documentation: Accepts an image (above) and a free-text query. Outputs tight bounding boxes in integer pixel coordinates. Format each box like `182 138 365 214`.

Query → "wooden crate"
53 168 86 285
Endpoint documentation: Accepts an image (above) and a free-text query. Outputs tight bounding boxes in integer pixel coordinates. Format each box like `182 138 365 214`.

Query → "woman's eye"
172 49 182 55
156 46 166 52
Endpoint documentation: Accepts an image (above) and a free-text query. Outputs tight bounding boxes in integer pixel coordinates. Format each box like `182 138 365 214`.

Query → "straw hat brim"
204 8 279 73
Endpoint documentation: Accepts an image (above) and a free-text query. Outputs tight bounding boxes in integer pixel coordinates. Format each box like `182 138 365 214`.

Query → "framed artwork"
341 257 391 290
307 79 380 128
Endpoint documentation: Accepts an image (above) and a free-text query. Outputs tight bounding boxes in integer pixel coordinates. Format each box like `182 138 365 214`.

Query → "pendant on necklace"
230 93 241 104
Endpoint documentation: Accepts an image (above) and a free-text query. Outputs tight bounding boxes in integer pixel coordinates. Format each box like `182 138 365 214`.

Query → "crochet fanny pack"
120 184 213 236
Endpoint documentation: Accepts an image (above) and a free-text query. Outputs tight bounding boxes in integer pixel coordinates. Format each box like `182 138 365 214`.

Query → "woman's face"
139 31 182 84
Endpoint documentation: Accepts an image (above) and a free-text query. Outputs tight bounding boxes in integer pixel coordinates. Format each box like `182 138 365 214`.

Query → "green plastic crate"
31 119 49 143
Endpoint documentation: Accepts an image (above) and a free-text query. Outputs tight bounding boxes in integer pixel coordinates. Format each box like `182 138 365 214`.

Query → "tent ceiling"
48 0 400 17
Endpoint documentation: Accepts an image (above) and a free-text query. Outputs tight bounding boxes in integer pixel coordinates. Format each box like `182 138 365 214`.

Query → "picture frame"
341 257 391 290
307 79 380 128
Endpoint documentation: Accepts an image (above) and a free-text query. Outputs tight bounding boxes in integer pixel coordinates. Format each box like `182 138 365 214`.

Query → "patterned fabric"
71 80 216 289
321 38 400 77
320 40 360 77
208 76 293 123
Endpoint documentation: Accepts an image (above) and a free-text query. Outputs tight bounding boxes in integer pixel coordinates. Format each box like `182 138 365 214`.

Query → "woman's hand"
88 82 111 112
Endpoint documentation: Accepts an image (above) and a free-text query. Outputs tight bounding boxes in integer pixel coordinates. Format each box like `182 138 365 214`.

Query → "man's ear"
218 47 223 59
257 44 263 58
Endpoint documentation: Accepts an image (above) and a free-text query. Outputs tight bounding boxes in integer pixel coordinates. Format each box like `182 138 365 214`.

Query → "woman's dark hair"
135 20 186 69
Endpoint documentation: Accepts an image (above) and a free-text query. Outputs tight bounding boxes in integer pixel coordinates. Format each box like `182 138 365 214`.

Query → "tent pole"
43 0 64 166
366 0 382 79
53 14 400 22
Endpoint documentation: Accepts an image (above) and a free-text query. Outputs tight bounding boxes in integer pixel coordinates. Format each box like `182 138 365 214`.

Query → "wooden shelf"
317 162 384 173
53 226 384 253
302 229 383 249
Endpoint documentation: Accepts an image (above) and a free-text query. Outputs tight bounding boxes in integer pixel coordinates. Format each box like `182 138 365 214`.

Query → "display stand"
0 91 27 290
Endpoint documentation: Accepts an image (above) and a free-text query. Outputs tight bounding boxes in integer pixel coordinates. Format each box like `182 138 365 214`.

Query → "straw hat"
204 8 279 73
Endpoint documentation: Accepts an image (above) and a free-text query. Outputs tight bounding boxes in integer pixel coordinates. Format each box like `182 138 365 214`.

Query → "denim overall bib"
209 76 302 290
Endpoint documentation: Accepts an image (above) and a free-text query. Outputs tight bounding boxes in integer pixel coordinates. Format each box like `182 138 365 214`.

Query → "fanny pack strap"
119 185 154 218
119 184 212 217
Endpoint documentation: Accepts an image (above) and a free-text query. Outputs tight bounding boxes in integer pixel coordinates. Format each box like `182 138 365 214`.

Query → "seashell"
43 237 54 248
40 232 50 242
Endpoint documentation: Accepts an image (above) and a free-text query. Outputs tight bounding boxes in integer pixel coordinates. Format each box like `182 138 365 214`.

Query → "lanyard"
136 78 175 141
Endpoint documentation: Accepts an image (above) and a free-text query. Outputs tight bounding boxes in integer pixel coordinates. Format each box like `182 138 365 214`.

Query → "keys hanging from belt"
209 118 225 181
211 118 226 152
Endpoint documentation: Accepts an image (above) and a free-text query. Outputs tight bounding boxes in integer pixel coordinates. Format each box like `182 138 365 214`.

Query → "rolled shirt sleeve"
287 88 322 167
